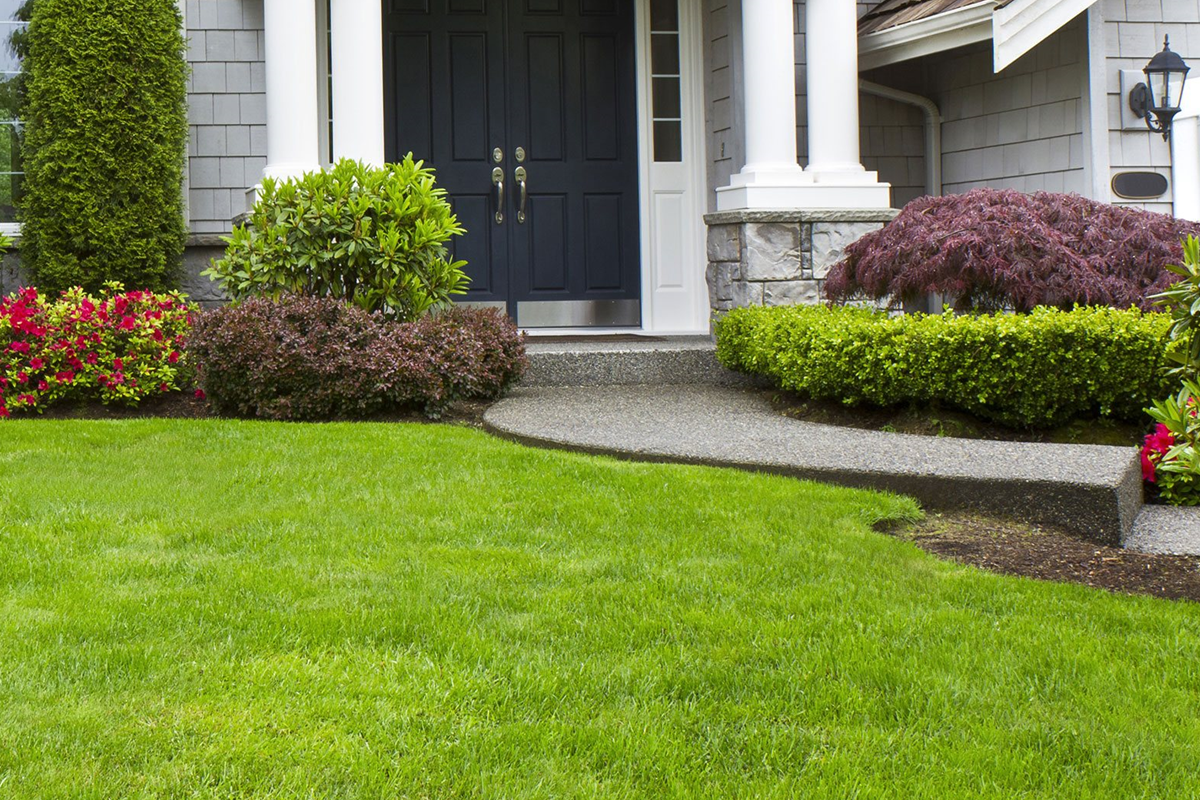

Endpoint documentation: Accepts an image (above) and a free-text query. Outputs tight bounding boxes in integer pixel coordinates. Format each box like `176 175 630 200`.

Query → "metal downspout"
859 79 943 197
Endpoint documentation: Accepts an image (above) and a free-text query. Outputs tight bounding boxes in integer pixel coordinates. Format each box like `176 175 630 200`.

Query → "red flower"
16 371 27 383
17 394 34 405
37 380 48 392
55 370 74 383
194 388 206 401
29 358 44 370
152 329 164 342
1141 424 1176 484
168 351 180 364
159 383 169 393
113 357 124 371
85 352 98 365
8 341 28 354
1142 450 1158 482
0 406 9 418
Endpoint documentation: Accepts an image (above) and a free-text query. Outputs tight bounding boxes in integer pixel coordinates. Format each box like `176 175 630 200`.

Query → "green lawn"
1 420 1198 798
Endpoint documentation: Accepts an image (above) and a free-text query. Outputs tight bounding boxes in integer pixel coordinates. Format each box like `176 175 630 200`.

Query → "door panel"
507 0 640 311
384 0 641 323
385 0 508 304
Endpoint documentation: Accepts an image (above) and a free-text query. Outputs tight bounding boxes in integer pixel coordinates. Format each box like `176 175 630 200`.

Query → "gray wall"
704 0 741 212
856 18 1087 204
184 0 266 235
1098 0 1199 214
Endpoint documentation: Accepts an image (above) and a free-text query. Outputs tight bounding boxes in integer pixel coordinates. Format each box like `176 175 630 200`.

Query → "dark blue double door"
384 0 642 327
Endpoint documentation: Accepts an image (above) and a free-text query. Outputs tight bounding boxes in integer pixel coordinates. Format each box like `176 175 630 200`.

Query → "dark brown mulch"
884 513 1200 603
17 394 492 428
775 392 1145 446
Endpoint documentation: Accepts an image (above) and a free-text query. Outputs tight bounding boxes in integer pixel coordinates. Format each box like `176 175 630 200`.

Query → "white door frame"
633 0 709 334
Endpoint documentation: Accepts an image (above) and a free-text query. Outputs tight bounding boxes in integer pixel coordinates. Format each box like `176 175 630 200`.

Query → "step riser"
526 349 760 387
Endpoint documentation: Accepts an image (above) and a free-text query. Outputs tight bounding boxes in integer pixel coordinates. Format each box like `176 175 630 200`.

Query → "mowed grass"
0 420 1198 798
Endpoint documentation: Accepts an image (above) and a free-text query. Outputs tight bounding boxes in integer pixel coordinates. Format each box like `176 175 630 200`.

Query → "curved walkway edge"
483 384 1144 547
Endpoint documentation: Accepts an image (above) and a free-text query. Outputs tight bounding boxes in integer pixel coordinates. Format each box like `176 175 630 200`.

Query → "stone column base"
703 208 897 318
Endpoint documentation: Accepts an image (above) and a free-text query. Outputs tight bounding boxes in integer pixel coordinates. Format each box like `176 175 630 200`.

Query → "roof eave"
858 1 997 72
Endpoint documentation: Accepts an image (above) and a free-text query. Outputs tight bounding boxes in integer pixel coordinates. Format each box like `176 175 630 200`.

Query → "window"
0 0 22 227
649 0 681 163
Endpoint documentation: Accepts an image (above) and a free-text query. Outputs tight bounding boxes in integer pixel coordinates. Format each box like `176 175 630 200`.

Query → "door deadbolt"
492 147 503 164
515 147 526 163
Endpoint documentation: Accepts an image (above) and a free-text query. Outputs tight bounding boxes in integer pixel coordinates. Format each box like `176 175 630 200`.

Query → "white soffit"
858 0 1099 73
859 1 996 71
993 0 1099 71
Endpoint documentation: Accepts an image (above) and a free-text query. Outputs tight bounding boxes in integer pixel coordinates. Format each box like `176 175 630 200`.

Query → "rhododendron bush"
824 189 1200 312
0 285 195 416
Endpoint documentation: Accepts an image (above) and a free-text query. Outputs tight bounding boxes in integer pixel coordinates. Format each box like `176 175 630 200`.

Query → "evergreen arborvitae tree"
16 0 188 293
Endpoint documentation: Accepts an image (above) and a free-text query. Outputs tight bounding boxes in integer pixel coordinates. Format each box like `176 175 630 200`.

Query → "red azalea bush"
0 285 196 416
1143 382 1200 505
188 296 527 421
824 189 1200 312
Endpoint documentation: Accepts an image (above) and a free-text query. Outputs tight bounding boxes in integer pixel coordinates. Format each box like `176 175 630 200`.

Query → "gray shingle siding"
185 0 266 235
1099 0 1200 214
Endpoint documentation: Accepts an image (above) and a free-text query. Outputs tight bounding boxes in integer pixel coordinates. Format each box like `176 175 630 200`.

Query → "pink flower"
85 352 98 365
29 358 44 370
37 380 48 392
113 357 124 371
16 371 27 383
119 316 136 331
55 370 74 384
168 351 180 364
8 341 28 354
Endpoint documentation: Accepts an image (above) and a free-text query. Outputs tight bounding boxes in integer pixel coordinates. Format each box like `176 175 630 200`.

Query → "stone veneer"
0 237 230 309
703 209 897 315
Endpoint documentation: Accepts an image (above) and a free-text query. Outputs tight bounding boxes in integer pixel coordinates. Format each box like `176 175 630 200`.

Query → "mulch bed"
19 394 492 428
885 513 1200 603
774 392 1145 446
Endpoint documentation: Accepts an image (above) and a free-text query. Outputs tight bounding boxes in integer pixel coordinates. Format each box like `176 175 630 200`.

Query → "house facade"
176 0 1200 330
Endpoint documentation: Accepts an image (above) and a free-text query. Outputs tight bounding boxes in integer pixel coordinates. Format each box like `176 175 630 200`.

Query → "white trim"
993 0 1099 72
636 0 709 333
1082 5 1110 202
858 1 995 71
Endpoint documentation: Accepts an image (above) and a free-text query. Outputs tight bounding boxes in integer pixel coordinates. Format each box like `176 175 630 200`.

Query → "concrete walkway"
484 384 1143 545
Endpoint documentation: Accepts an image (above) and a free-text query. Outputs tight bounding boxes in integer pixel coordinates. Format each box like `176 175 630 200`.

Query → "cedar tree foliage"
15 0 189 293
824 189 1200 312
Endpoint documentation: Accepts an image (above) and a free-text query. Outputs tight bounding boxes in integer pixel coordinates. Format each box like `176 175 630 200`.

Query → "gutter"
859 79 943 197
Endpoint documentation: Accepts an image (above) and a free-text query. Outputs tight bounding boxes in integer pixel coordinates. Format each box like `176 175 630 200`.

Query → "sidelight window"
649 0 681 162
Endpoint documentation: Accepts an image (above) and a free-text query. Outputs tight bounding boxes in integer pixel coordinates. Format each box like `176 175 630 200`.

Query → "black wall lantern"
1130 36 1191 141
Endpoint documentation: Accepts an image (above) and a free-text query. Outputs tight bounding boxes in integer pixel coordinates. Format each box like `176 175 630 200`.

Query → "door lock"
492 147 503 164
515 146 526 163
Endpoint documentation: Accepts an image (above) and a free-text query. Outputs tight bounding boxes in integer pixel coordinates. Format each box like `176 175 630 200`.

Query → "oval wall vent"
1112 171 1169 200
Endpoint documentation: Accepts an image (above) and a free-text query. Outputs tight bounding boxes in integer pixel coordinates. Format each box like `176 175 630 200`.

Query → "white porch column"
802 0 890 207
715 0 811 210
331 0 386 166
258 0 322 190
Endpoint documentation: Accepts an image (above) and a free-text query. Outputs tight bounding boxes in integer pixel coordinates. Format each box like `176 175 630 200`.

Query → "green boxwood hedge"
716 305 1174 428
17 0 189 294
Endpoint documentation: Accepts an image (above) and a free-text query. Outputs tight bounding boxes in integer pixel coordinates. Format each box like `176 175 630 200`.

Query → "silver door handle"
515 166 527 223
492 167 505 224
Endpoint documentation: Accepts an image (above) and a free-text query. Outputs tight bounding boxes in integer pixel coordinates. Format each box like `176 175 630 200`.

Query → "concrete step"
523 335 761 388
485 384 1143 545
1124 506 1200 555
